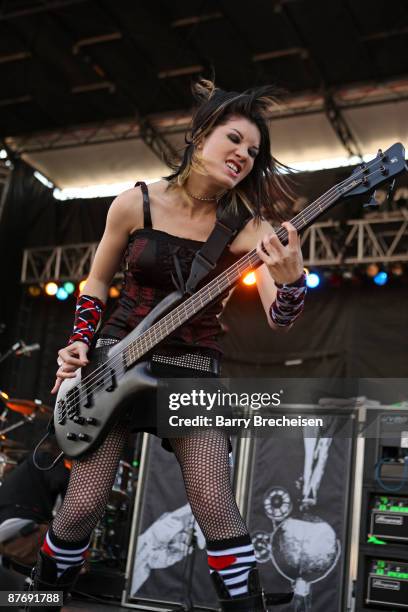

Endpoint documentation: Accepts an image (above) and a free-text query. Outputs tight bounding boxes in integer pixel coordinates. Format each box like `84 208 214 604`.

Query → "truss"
7 77 408 155
21 214 408 284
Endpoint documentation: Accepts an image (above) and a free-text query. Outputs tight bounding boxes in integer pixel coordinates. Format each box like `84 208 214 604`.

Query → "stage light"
0 390 9 400
109 286 120 298
45 282 58 296
28 285 41 297
63 281 75 294
306 272 320 288
374 271 388 286
56 287 69 300
33 171 54 189
79 279 88 292
391 263 404 276
367 263 379 277
242 271 256 286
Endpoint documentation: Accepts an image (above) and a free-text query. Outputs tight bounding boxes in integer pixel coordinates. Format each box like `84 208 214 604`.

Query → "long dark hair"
164 79 296 223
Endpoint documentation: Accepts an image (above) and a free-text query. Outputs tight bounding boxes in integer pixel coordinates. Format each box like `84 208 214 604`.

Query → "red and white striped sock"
207 534 257 598
41 528 89 578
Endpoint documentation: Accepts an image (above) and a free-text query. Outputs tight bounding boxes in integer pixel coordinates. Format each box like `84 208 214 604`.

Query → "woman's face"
197 115 261 189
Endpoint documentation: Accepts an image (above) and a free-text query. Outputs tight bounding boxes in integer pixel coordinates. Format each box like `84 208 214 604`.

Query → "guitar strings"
58 163 384 419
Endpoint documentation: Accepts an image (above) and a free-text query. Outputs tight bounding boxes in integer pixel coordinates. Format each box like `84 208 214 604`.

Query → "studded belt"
95 337 220 375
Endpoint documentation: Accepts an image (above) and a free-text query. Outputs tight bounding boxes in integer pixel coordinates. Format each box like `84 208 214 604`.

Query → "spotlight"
56 287 69 300
63 281 75 294
28 285 41 297
391 263 404 277
306 272 320 288
242 272 256 286
374 271 388 286
366 263 379 277
45 282 58 296
109 286 120 298
79 279 88 292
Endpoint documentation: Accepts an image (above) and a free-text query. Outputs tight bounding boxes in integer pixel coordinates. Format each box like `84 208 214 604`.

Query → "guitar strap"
183 195 252 295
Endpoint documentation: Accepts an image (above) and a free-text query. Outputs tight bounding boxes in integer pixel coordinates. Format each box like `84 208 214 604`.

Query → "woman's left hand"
256 221 304 285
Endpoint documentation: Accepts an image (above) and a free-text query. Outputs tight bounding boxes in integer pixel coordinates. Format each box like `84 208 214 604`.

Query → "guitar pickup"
56 400 66 425
66 387 80 419
106 369 117 392
81 383 93 408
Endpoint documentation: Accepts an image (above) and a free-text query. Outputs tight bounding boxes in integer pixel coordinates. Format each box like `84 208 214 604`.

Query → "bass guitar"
54 142 407 458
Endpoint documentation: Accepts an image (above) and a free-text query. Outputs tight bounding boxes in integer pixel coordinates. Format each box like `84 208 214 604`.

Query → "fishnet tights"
52 423 128 541
168 429 249 540
52 425 248 543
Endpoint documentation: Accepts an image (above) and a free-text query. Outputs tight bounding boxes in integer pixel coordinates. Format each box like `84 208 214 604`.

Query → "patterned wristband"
270 275 306 327
68 294 106 346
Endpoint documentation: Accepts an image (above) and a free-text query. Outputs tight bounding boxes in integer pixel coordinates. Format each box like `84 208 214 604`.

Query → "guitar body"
54 291 182 458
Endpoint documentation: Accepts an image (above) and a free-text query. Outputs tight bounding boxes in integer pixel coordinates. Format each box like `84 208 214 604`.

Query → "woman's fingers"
51 379 61 395
282 221 300 250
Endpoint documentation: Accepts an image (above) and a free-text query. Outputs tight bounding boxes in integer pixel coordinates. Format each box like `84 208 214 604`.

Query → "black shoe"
211 567 293 611
25 550 82 612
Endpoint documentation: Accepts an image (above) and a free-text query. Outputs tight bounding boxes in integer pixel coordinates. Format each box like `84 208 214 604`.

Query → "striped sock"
41 528 89 578
207 534 256 598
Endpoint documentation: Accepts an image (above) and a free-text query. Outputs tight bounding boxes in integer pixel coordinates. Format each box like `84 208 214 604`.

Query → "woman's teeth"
226 161 239 174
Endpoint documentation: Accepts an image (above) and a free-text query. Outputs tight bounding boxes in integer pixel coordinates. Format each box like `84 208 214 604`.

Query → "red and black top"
100 182 244 358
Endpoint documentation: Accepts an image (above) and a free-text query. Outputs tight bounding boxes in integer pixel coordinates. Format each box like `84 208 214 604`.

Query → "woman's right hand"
51 341 90 395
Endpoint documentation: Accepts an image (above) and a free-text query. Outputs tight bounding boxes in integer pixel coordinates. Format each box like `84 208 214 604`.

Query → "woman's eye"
249 149 257 159
228 133 240 143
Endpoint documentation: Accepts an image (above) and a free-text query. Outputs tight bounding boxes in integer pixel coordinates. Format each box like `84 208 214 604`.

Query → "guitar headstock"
340 143 407 199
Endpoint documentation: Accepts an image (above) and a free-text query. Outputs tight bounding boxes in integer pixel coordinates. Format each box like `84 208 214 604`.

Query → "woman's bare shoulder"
107 186 144 234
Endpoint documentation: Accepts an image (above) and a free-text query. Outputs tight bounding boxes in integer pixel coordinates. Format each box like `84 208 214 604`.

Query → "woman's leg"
28 421 128 612
168 429 257 600
52 422 127 541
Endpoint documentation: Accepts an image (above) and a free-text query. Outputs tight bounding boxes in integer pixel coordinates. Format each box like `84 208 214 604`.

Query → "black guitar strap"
183 196 252 295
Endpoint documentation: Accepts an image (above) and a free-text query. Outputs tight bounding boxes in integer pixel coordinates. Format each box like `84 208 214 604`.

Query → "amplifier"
369 495 408 543
367 559 408 608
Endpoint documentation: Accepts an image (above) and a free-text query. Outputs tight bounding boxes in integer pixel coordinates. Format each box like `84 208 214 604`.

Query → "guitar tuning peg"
363 190 381 209
377 148 387 162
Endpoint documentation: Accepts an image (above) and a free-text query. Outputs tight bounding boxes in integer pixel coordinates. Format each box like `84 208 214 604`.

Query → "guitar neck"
124 178 356 366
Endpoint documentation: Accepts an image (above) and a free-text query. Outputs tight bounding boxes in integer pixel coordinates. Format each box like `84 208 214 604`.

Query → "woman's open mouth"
225 160 241 177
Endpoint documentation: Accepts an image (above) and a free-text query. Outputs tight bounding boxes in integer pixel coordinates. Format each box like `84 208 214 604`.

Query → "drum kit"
0 389 135 565
0 391 52 484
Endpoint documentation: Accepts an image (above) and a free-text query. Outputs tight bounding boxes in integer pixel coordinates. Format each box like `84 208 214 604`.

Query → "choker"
185 188 220 202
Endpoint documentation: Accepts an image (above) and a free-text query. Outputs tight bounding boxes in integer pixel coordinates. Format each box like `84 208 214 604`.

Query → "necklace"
185 188 219 202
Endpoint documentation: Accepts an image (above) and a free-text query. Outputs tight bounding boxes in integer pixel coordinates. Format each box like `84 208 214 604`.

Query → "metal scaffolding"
21 213 408 284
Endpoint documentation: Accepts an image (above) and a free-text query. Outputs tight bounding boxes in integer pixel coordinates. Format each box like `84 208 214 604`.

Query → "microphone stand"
0 341 22 365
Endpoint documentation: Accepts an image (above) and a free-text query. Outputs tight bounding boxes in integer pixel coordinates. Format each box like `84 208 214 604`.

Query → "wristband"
68 294 106 346
270 274 306 327
275 273 306 289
